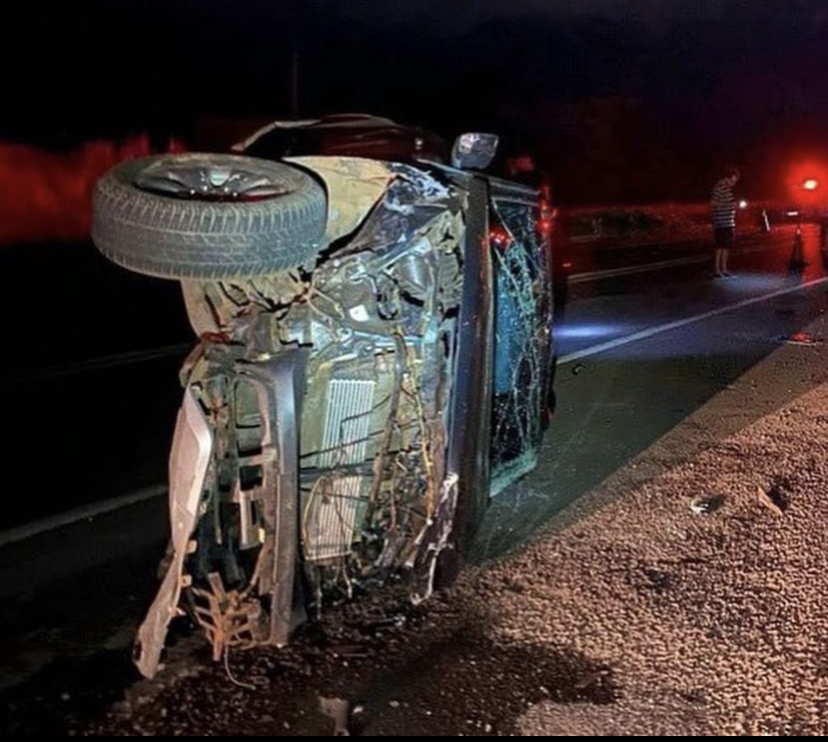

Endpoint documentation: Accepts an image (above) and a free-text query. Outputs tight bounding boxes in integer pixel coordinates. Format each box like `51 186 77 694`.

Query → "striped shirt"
710 178 736 228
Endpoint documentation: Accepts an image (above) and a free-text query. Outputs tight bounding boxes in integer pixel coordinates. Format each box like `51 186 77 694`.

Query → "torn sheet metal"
388 162 453 204
338 167 465 260
134 387 212 678
180 279 221 337
411 473 460 604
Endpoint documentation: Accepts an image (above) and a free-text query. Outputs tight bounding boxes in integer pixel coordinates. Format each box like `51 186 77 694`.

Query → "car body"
91 114 557 677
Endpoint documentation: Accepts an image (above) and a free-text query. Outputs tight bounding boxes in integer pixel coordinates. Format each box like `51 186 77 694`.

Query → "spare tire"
92 153 327 279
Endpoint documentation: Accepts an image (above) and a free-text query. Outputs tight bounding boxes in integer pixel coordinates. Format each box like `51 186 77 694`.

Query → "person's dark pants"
713 226 734 274
714 226 735 247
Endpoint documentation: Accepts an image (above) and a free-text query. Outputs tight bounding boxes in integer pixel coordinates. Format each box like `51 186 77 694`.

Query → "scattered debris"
574 669 609 690
756 486 786 517
776 332 821 346
572 363 585 375
330 644 370 658
689 494 725 515
359 613 408 630
319 696 351 736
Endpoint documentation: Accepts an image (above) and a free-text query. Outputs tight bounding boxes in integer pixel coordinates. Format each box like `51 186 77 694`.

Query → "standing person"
710 166 740 277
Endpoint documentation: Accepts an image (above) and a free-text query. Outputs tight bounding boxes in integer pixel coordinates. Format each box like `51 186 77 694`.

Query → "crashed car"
91 114 556 678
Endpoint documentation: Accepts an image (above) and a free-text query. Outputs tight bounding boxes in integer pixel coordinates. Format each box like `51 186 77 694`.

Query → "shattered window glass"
490 199 550 496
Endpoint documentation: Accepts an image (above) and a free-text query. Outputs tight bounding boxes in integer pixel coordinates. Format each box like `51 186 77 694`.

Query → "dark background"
3 0 828 203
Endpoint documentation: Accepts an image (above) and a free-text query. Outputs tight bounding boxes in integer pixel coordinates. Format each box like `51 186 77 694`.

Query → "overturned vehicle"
91 115 556 678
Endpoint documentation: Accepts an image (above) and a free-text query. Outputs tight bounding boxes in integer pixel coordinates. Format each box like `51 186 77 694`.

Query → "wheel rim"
135 159 292 201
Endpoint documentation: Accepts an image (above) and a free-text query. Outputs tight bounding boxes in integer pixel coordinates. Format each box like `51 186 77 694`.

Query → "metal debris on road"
319 696 351 737
689 494 725 515
776 332 821 346
757 486 786 517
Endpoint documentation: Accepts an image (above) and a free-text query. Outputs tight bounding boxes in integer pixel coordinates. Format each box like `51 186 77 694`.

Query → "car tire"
92 153 327 280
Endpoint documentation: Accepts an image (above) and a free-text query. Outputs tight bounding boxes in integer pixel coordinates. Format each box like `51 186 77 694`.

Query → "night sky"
4 0 828 202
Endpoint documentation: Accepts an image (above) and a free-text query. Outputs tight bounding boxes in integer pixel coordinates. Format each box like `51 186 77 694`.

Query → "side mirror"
451 132 499 170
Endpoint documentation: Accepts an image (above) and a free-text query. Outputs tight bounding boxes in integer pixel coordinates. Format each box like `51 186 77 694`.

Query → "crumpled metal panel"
134 387 212 678
337 163 462 259
286 156 394 244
